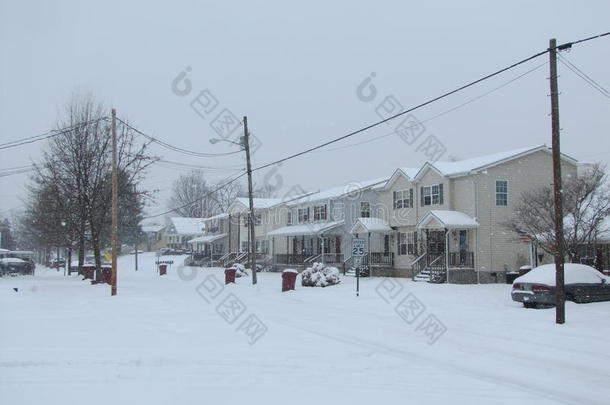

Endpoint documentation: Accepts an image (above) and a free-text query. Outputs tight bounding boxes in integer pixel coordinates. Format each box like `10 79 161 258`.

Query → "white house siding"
453 150 578 281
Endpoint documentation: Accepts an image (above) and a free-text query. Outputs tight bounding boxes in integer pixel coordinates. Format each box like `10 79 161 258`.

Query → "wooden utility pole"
111 108 118 296
243 116 257 285
549 38 565 324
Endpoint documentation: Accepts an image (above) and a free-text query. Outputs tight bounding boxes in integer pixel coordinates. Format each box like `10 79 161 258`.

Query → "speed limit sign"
352 238 366 257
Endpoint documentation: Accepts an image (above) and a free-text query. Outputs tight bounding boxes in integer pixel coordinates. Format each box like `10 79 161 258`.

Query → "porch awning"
350 217 393 234
267 221 344 237
417 210 479 229
187 233 227 244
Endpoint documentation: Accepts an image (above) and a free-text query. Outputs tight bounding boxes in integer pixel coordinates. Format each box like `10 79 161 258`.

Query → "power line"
312 60 549 155
156 158 245 171
557 52 610 99
142 171 248 219
115 117 244 158
249 31 609 173
0 117 108 151
250 50 549 172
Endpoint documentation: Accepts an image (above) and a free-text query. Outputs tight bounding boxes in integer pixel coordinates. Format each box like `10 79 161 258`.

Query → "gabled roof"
168 217 206 235
383 167 421 190
350 217 394 234
287 177 388 206
414 144 577 181
417 210 479 229
234 197 282 210
141 224 165 233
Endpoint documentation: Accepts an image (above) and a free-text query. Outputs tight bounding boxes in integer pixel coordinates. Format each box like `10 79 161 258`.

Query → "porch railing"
362 252 394 267
448 251 474 269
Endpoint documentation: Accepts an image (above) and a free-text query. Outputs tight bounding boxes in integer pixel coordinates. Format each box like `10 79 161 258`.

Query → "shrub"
301 262 341 287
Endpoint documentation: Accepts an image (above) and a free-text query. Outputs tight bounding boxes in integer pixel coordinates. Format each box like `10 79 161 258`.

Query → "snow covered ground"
1 253 609 405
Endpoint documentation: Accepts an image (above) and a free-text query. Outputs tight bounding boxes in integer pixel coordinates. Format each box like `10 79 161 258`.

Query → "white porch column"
445 228 449 284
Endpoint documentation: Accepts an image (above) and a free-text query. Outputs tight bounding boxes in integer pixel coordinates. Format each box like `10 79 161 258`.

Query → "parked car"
512 263 610 308
48 258 66 268
0 258 31 276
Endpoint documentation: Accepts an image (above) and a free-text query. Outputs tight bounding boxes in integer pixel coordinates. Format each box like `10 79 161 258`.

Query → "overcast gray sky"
1 0 609 222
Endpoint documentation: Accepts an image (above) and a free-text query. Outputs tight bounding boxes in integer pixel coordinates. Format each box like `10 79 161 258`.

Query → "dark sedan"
512 263 610 308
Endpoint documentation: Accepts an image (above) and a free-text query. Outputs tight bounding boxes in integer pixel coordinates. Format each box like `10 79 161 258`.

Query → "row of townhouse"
176 144 581 283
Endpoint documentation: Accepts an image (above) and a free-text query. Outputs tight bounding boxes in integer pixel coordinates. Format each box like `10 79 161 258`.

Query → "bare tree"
167 170 244 217
27 94 155 280
508 165 610 262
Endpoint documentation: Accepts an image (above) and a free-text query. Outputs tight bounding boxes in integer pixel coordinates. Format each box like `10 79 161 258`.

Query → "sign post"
352 238 366 297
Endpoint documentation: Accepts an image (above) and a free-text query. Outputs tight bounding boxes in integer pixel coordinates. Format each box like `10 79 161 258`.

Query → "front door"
428 230 446 255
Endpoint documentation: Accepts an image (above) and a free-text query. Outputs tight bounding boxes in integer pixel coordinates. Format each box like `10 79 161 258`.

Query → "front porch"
268 221 345 268
414 210 479 283
348 217 395 276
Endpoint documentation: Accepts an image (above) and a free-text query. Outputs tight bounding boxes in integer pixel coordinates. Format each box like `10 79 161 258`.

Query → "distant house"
267 178 388 268
164 217 206 249
140 224 166 251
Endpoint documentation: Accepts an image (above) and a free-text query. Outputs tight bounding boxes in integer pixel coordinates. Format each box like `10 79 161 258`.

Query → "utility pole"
549 38 565 324
243 116 257 285
111 108 118 296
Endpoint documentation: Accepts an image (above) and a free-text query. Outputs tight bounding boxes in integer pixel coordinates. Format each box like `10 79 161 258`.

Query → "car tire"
523 302 538 309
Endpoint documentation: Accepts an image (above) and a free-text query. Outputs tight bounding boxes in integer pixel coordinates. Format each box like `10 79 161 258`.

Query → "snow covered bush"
229 263 249 278
301 262 341 287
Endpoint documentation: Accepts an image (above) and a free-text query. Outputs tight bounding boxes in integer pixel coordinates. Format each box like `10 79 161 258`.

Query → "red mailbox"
225 268 237 284
282 269 298 292
159 264 167 276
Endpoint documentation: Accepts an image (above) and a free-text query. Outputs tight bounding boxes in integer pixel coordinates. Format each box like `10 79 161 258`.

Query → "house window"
398 232 417 255
241 241 248 252
421 184 443 206
287 211 292 225
298 207 310 223
314 205 327 221
360 202 371 218
496 180 508 206
243 213 261 226
393 189 413 209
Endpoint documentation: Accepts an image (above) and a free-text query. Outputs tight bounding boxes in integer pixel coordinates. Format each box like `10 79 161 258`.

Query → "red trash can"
82 265 95 280
159 264 167 276
101 266 112 284
225 268 237 284
282 269 298 292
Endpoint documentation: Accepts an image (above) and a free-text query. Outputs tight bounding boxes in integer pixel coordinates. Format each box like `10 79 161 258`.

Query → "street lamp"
209 137 245 148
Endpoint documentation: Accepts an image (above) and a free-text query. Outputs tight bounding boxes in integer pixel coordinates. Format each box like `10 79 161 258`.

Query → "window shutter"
393 191 397 209
439 183 444 205
420 187 424 205
397 232 401 256
414 232 418 255
409 188 413 207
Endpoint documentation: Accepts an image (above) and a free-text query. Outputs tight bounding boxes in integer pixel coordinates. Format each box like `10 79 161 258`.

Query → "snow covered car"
0 258 30 276
512 263 610 308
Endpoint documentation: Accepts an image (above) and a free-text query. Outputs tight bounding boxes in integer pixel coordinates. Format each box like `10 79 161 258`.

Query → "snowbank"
228 263 249 278
515 263 609 285
301 262 340 287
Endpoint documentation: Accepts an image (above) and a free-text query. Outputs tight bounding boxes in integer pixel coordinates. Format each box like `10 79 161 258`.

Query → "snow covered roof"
168 217 206 235
202 212 229 222
416 145 577 180
141 224 165 233
0 248 9 253
350 217 394 234
287 177 388 206
267 221 344 237
0 257 25 263
187 233 227 244
234 198 282 210
417 210 479 229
